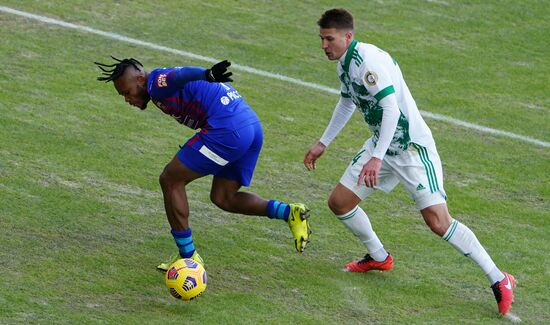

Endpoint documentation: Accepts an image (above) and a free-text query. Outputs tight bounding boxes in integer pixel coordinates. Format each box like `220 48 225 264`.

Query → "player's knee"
421 204 452 237
428 222 446 236
159 168 173 190
424 217 449 237
327 195 348 215
210 191 229 211
328 184 361 215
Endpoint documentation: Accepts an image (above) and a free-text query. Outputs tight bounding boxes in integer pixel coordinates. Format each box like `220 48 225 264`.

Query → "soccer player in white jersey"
303 8 516 317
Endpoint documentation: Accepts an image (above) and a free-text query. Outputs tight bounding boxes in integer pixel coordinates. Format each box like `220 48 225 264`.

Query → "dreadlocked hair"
94 56 143 82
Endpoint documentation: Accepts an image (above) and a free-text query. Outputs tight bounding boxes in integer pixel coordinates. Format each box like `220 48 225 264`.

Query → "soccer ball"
165 258 207 301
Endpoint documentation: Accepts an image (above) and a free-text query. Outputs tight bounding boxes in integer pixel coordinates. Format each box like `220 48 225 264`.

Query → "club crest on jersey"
157 74 168 87
364 71 378 86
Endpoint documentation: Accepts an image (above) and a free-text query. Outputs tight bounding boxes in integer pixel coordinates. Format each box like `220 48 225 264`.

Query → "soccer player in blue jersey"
94 57 311 270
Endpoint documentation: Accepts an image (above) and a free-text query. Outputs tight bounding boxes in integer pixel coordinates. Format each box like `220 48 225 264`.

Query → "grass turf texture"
1 1 549 324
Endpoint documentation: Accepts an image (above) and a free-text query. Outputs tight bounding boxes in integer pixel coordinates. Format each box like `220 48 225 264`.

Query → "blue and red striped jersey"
147 67 258 130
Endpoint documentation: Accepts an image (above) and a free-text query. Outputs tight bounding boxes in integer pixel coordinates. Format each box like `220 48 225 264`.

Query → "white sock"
337 206 388 262
443 219 505 284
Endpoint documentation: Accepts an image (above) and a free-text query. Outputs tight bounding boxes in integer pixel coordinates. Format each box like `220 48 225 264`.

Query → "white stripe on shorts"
199 145 229 166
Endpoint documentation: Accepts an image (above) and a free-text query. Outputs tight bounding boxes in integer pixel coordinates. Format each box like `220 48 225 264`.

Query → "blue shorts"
177 122 263 186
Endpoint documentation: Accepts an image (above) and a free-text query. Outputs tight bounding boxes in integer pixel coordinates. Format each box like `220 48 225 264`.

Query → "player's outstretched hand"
304 141 326 171
206 60 233 82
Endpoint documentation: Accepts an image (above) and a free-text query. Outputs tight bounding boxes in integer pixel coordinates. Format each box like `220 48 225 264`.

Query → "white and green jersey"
334 40 434 157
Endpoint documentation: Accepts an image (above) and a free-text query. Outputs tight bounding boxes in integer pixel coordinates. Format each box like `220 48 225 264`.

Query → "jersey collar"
342 39 358 74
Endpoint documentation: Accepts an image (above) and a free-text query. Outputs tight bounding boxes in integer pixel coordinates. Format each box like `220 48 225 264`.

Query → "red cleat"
491 272 516 316
344 253 394 272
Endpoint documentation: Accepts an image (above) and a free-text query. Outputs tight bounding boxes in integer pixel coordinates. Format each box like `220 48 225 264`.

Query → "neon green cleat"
190 251 205 267
288 203 312 253
156 251 205 272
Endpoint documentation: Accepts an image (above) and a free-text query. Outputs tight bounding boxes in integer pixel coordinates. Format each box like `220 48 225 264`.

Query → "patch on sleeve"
157 74 168 88
364 71 378 86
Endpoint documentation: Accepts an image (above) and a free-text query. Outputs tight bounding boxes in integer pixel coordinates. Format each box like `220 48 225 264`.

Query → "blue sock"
171 228 195 258
267 200 290 220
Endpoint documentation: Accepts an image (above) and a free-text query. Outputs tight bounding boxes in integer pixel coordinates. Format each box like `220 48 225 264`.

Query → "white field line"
2 5 548 148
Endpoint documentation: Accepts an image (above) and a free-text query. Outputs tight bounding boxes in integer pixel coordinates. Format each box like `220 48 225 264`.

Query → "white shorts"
340 139 447 210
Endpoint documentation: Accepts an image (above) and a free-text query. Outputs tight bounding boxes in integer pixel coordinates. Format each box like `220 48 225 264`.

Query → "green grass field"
1 1 549 324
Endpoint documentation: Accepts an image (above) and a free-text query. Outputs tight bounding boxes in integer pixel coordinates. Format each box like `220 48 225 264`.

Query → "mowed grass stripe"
1 5 548 149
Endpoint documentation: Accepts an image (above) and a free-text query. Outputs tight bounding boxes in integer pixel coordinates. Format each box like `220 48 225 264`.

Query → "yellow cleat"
190 251 205 267
287 203 312 253
156 251 205 272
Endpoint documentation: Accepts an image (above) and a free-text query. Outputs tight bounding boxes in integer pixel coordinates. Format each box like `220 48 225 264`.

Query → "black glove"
205 60 233 82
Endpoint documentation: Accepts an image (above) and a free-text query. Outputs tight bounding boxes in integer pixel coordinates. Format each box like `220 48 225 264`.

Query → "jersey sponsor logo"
220 90 241 105
157 73 168 87
227 90 241 100
364 71 378 86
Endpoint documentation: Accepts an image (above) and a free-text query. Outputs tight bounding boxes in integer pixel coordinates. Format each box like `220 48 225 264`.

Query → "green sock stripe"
337 206 359 221
443 220 458 241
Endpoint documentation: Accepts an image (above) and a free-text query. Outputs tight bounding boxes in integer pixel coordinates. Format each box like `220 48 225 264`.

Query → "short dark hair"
94 56 143 82
317 8 354 30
